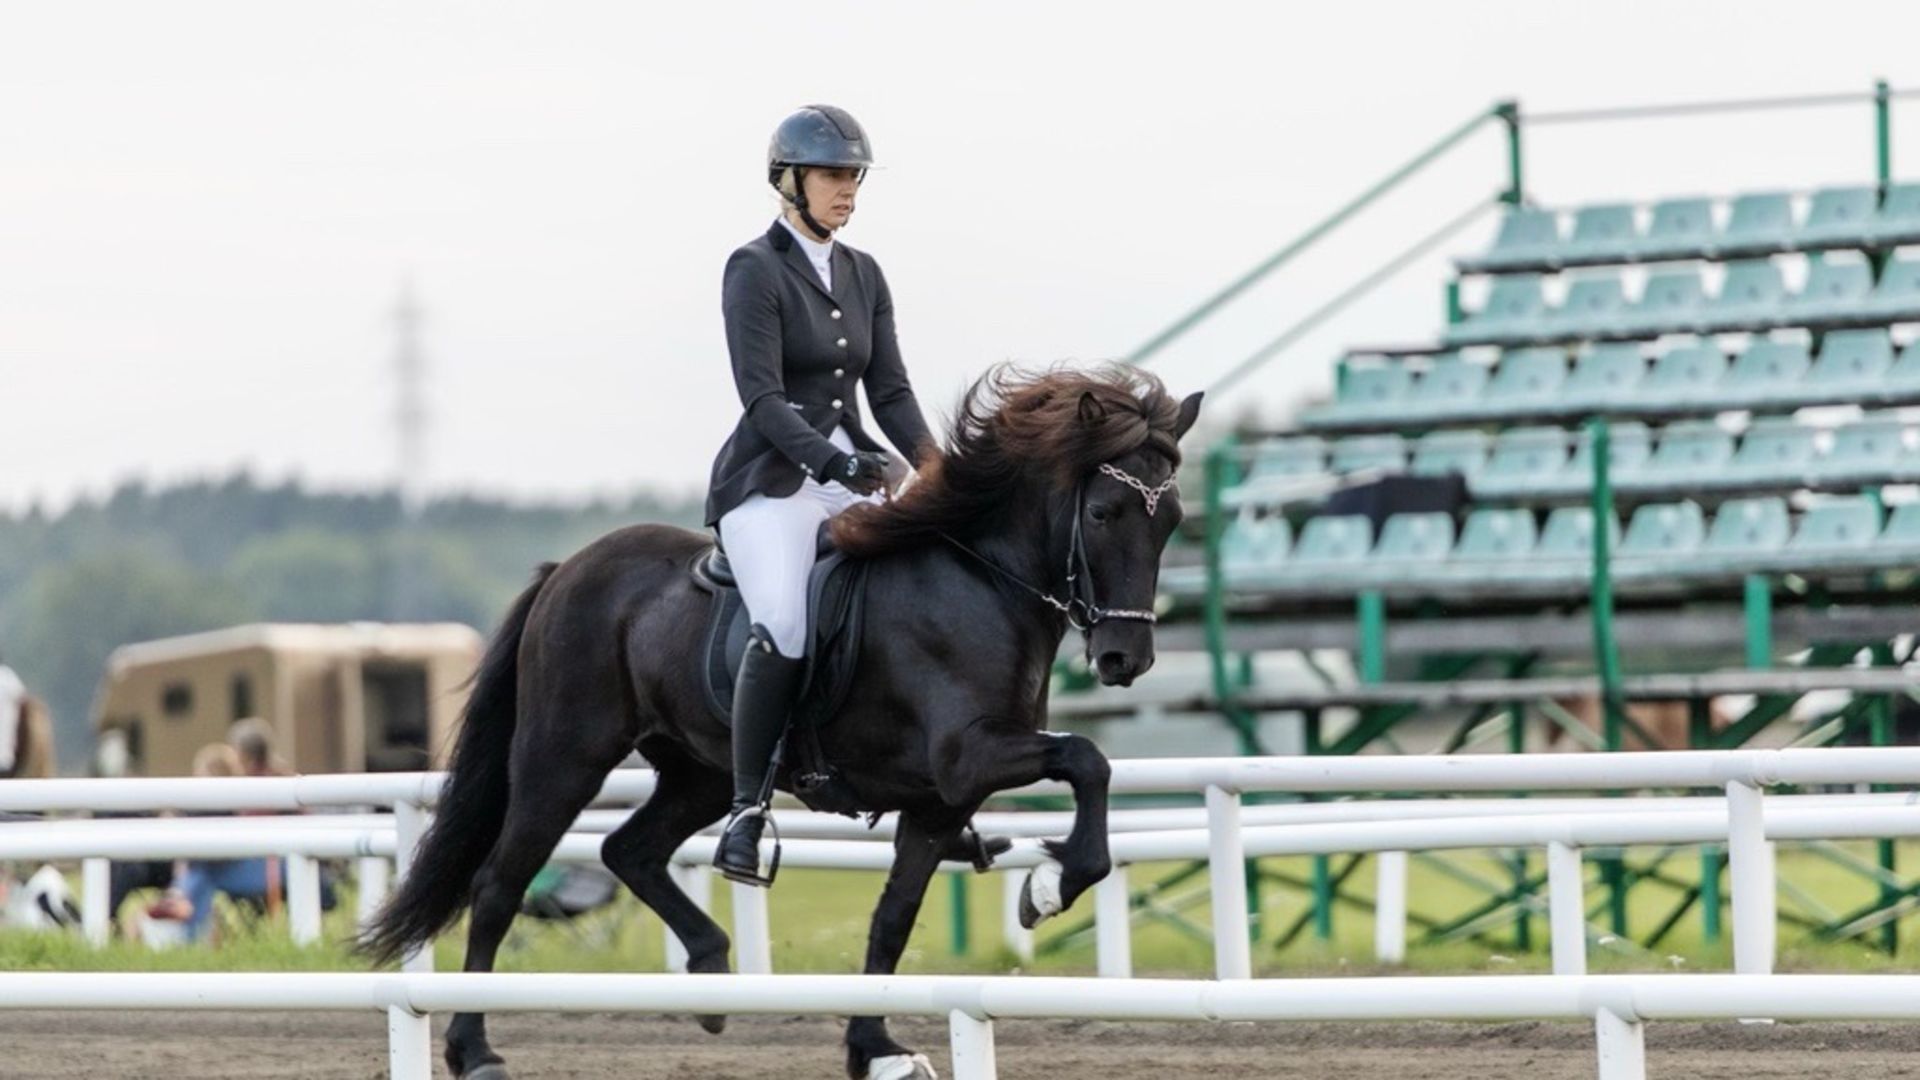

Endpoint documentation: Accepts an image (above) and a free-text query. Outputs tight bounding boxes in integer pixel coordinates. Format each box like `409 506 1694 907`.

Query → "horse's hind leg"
845 812 962 1080
444 737 623 1079
599 747 734 1032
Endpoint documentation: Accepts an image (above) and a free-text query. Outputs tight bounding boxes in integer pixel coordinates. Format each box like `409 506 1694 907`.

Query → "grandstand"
1123 85 1920 959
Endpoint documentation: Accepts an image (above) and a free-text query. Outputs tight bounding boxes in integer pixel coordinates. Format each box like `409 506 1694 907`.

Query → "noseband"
938 460 1174 637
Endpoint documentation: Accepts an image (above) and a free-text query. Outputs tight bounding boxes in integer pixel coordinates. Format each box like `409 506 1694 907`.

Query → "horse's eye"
1088 503 1114 525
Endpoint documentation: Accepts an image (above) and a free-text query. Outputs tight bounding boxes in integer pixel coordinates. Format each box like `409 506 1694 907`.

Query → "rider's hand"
825 450 891 495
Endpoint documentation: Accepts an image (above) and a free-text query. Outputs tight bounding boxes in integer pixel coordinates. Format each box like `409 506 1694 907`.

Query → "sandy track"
5 1011 1920 1079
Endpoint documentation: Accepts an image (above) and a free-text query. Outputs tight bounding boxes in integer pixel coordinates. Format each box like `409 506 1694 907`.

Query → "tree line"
0 474 703 771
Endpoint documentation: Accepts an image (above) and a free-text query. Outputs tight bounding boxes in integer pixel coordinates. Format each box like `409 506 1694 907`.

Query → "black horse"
358 364 1202 1079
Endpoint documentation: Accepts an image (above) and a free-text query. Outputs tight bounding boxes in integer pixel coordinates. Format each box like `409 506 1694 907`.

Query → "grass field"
3 840 1915 976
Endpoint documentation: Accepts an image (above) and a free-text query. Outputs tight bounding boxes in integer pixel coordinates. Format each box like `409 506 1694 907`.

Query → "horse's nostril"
1098 651 1133 677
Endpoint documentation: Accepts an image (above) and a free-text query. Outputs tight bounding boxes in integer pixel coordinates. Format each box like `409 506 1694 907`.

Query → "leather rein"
937 461 1176 635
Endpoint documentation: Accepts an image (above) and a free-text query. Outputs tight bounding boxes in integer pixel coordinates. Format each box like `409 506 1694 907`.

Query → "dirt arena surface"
5 1011 1920 1079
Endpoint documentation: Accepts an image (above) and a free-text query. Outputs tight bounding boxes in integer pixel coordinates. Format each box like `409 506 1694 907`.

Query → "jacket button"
836 338 847 348
832 398 843 409
834 367 844 377
830 309 842 320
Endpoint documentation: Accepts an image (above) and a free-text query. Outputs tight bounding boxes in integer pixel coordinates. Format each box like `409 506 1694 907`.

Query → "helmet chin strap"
787 166 836 240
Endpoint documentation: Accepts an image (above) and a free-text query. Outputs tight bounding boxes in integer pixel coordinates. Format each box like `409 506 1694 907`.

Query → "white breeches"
718 427 879 658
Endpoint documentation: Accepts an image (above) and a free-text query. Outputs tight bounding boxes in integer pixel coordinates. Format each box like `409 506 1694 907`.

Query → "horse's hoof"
462 1064 512 1080
697 1012 728 1035
868 1052 937 1080
1019 860 1065 930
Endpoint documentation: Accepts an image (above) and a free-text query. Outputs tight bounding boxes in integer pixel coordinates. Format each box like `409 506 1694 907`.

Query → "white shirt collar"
777 215 834 290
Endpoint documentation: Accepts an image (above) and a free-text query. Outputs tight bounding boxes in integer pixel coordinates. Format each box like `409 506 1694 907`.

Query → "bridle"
938 460 1177 636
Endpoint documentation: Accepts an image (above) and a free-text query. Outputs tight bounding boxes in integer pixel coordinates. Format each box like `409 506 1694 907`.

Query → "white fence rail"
6 970 1920 1080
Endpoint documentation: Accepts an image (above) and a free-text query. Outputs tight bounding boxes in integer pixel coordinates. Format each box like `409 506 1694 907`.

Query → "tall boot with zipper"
713 624 805 887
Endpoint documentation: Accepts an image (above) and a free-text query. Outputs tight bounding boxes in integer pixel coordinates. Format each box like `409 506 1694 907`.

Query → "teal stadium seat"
1460 208 1562 273
1863 255 1920 322
1724 339 1811 407
1719 192 1796 257
1566 421 1653 484
1562 343 1648 409
1640 420 1734 487
1408 356 1490 415
1729 417 1817 481
1788 496 1881 556
1879 503 1920 554
1704 260 1788 331
1484 347 1568 410
1798 187 1876 249
1889 340 1920 395
1625 269 1708 337
1246 437 1328 483
1786 259 1874 325
1478 427 1571 496
1220 512 1294 576
1330 434 1408 474
1447 275 1547 345
1454 508 1539 561
1411 430 1489 478
1321 364 1413 423
1563 203 1639 265
1637 197 1716 262
1863 183 1920 247
1554 274 1629 339
1703 498 1792 564
1806 328 1894 397
1816 415 1908 482
1280 515 1374 579
1371 512 1457 565
1537 505 1618 558
1632 342 1726 409
1619 502 1707 565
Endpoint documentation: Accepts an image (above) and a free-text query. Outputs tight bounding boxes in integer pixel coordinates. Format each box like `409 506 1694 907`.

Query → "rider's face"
797 166 862 233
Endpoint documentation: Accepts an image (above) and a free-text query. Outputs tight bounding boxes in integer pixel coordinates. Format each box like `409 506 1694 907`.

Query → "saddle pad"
696 548 870 731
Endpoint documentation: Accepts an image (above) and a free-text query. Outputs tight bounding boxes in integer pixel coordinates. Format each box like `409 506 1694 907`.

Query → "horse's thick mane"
830 362 1184 558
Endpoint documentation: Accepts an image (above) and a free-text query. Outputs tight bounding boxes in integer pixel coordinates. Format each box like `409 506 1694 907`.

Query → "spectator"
150 743 281 942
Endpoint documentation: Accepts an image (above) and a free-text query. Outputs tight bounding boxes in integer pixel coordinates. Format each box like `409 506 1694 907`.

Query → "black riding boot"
713 627 804 887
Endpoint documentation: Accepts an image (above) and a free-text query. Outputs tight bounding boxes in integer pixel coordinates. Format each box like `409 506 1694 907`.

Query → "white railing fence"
6 970 1920 1080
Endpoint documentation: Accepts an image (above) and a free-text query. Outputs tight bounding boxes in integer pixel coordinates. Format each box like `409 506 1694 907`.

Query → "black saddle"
690 527 871 816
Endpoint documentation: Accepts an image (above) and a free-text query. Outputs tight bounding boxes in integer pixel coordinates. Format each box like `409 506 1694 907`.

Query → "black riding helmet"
767 105 873 238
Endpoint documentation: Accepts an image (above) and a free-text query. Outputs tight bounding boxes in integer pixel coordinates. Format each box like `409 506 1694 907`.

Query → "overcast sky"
5 1 1918 512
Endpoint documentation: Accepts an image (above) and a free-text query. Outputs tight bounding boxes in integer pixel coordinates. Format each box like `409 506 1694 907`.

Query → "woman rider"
705 104 936 886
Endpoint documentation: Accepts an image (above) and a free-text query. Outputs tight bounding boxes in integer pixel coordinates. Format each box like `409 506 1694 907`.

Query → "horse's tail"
354 562 558 965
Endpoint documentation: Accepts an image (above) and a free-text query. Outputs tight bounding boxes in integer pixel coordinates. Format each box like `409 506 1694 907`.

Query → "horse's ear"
1173 391 1204 440
1077 391 1107 426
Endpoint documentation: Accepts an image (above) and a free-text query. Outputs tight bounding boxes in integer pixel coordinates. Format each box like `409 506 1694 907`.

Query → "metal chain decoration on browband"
1097 462 1178 517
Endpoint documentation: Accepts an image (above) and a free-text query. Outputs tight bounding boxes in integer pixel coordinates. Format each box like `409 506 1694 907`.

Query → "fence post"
387 1004 433 1080
356 856 391 933
731 880 773 974
1374 850 1408 965
286 854 321 946
1002 871 1035 963
1206 784 1252 979
1095 864 1133 978
392 801 434 974
1593 1007 1647 1080
948 1009 999 1080
1726 780 1776 975
666 862 712 972
81 857 111 947
1546 841 1587 975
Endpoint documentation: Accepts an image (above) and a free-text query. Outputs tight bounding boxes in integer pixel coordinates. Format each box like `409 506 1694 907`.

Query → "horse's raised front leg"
939 720 1111 929
845 811 962 1080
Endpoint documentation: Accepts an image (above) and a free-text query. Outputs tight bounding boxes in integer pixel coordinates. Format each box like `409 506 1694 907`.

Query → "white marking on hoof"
868 1051 937 1080
1027 859 1065 922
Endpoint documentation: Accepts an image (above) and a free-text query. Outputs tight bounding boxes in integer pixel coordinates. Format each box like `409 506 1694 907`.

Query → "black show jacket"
704 220 936 526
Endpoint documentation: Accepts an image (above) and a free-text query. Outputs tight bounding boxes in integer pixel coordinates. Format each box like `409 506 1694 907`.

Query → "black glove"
824 450 891 495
